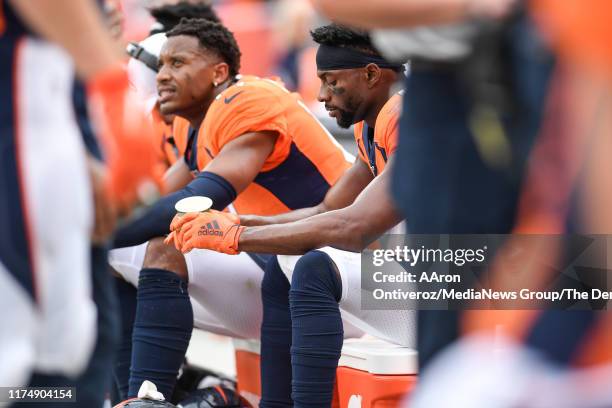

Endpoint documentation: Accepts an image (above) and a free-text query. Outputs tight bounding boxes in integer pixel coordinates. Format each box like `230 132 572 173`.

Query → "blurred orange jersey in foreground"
532 0 612 77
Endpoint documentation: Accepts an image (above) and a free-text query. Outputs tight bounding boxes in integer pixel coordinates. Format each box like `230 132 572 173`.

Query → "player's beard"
336 108 356 129
335 94 362 129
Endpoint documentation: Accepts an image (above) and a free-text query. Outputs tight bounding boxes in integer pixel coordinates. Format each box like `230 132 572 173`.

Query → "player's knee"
143 237 189 281
291 250 342 302
262 256 290 305
292 250 337 283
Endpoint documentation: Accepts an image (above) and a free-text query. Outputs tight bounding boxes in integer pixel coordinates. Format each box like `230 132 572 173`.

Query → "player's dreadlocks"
150 1 220 33
167 18 242 77
310 23 378 56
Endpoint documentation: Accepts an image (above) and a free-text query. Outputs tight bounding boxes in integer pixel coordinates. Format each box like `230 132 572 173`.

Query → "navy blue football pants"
260 251 343 408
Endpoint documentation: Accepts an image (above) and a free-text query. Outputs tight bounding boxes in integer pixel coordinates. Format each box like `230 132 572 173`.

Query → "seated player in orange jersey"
167 24 414 406
126 0 225 178
108 18 353 401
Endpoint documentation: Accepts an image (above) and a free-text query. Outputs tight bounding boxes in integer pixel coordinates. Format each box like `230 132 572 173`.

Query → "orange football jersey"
353 92 401 177
532 0 612 77
171 115 191 163
188 76 352 215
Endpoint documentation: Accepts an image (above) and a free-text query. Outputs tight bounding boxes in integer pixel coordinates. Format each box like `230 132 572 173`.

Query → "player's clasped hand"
165 210 243 254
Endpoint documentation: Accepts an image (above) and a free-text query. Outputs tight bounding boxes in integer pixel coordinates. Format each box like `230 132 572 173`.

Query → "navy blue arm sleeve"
112 171 237 248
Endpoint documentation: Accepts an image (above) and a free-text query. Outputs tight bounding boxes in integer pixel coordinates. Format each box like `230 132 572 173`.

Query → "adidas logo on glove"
198 221 223 237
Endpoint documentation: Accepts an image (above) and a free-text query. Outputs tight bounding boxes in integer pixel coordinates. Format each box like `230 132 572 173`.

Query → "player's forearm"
238 165 403 254
241 159 373 227
238 209 373 255
113 188 190 248
313 0 469 29
239 204 325 226
9 0 123 79
113 171 237 248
